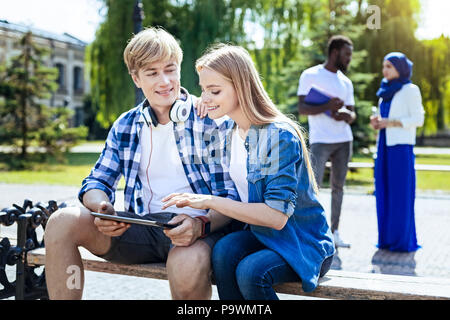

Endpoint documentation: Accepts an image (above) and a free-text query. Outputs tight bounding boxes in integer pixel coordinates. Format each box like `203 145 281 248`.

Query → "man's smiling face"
132 59 180 109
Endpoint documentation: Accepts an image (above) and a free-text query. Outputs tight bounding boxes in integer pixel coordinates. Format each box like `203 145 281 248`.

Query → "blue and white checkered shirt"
79 97 239 215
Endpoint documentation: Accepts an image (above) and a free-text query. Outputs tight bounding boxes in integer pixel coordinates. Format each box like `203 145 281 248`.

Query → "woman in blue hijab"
370 52 425 252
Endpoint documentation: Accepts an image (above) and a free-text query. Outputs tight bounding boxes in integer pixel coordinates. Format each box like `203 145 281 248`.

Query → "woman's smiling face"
382 60 400 81
198 67 239 119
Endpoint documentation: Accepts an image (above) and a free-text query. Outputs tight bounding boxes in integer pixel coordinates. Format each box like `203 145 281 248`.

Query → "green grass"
0 153 97 185
0 151 449 192
0 152 125 189
75 140 105 146
339 167 450 192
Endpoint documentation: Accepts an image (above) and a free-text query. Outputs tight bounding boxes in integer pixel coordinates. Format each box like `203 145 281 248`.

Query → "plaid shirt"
79 98 239 215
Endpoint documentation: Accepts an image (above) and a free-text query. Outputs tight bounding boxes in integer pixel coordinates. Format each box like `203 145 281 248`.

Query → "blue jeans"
212 230 333 300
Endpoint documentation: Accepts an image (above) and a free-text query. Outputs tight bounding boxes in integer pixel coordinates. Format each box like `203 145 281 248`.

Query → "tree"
0 32 87 165
88 0 140 128
415 36 450 136
0 32 56 158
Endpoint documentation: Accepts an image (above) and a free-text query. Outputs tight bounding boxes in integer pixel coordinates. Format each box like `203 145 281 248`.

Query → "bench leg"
15 215 28 300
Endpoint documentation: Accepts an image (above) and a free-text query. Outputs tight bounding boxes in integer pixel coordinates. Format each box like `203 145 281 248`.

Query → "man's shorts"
97 211 232 265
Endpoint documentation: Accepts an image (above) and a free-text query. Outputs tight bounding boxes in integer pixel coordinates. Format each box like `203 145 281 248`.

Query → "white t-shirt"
297 64 355 144
138 122 207 217
229 127 249 203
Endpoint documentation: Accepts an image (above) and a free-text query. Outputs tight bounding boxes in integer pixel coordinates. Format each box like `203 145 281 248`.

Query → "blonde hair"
123 27 183 75
196 43 318 193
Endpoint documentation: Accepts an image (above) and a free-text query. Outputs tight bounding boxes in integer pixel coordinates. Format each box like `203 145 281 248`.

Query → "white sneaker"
333 230 351 248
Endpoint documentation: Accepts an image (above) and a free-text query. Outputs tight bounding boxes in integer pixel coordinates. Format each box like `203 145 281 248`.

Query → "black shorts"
97 211 233 265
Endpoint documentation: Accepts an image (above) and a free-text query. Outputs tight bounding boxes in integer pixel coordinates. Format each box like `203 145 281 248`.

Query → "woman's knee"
235 250 296 300
235 255 262 287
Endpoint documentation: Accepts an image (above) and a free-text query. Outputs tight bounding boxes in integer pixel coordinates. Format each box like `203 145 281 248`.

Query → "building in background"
0 20 89 127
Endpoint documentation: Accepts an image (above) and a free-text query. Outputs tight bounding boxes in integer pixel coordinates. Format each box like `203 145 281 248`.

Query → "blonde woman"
162 44 335 299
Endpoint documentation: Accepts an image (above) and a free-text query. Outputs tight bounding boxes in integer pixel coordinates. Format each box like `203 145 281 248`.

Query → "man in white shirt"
297 35 356 248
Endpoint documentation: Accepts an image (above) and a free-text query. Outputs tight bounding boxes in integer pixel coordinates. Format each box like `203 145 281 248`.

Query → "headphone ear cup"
170 100 191 122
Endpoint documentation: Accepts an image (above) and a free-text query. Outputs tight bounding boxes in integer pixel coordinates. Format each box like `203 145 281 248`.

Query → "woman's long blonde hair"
196 43 318 193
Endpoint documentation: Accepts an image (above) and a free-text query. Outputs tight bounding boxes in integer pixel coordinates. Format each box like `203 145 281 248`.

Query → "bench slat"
326 161 450 172
27 248 450 300
274 270 450 300
27 247 167 280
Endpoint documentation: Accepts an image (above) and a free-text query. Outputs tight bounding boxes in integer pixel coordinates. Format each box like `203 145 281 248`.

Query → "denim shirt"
224 120 335 292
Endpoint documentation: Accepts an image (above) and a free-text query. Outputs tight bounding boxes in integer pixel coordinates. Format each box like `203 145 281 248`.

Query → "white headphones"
142 87 192 127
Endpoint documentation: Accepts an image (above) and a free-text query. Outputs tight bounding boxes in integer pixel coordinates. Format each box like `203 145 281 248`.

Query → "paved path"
1 184 450 299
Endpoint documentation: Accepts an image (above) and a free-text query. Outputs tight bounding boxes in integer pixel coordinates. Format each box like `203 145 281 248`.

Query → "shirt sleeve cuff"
78 182 115 204
264 199 295 218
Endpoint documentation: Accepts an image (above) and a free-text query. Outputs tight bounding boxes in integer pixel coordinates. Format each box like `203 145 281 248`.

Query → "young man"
44 27 239 300
297 35 356 248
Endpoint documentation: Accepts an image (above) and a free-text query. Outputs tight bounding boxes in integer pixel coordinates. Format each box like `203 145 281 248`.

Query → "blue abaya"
374 99 420 252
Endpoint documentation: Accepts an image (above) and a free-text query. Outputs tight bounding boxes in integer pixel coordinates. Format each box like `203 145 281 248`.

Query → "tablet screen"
90 212 179 229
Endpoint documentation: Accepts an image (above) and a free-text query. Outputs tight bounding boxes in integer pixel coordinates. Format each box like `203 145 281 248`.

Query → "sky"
0 0 448 43
415 0 450 39
0 0 105 43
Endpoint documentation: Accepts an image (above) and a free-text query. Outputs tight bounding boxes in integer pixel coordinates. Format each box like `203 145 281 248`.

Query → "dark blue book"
304 86 332 117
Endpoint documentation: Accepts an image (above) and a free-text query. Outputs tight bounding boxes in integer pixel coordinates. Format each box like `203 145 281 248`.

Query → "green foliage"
415 37 450 136
0 32 87 167
87 0 137 128
82 93 109 140
35 106 89 162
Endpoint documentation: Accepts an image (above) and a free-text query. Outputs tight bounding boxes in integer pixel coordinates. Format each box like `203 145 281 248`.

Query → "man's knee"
167 242 211 285
167 242 212 299
167 242 211 275
44 206 92 246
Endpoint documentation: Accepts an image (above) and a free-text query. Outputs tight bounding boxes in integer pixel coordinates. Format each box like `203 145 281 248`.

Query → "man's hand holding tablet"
90 212 180 229
92 201 131 237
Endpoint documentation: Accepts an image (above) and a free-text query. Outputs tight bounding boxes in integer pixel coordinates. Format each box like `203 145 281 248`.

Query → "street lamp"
133 0 145 105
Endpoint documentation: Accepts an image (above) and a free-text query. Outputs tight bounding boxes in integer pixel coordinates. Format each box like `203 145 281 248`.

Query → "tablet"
90 212 180 229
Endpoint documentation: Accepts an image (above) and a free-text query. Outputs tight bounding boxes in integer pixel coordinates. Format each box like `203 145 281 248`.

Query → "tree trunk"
20 33 31 159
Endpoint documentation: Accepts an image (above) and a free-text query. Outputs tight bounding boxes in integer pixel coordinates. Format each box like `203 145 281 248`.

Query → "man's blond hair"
123 27 183 75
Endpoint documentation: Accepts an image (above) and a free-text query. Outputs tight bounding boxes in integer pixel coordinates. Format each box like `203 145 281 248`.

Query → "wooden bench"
327 161 450 172
27 247 450 300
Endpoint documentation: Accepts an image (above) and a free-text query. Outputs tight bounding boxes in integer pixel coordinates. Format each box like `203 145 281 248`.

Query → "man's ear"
131 72 141 88
329 48 338 61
